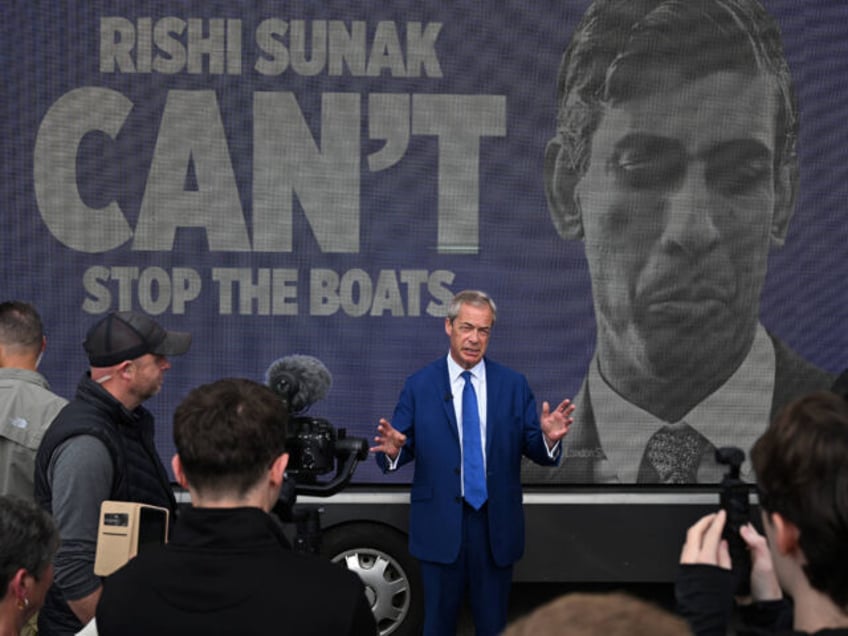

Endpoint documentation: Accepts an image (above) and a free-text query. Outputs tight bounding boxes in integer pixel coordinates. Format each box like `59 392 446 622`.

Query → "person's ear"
770 157 798 246
171 454 189 489
544 137 584 240
770 511 801 556
10 568 28 607
262 453 289 513
118 360 134 380
271 453 289 487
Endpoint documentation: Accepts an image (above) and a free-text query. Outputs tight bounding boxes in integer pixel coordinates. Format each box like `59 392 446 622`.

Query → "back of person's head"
0 495 59 601
173 378 289 497
751 391 848 607
503 591 692 636
0 301 44 357
555 0 796 178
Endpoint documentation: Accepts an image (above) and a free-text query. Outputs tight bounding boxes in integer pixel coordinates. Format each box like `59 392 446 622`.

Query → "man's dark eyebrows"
701 138 773 164
611 133 772 164
611 133 683 155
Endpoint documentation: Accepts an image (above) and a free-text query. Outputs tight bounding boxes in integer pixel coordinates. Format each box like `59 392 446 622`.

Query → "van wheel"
322 523 424 636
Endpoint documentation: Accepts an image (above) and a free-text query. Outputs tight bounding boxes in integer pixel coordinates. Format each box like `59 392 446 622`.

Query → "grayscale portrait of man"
526 0 834 484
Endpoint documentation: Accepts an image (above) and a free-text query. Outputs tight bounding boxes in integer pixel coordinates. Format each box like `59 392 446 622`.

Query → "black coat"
96 506 377 636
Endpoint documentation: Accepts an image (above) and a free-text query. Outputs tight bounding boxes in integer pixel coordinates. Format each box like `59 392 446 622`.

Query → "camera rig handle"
716 445 753 595
273 433 368 554
292 435 369 497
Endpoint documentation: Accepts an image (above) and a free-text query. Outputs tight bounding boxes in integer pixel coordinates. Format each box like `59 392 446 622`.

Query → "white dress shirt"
588 324 775 482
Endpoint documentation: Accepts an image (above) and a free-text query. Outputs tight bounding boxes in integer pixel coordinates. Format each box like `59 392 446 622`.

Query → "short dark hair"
751 391 848 607
555 0 797 179
173 378 289 497
0 301 44 352
0 495 60 590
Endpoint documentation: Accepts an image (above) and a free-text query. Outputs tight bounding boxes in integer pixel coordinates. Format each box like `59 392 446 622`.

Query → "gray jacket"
0 367 67 499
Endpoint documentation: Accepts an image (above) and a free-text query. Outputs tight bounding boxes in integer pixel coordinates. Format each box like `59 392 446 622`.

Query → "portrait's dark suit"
525 335 834 483
376 356 558 631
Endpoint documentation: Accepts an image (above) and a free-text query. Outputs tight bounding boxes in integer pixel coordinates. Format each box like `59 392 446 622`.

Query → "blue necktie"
461 371 487 509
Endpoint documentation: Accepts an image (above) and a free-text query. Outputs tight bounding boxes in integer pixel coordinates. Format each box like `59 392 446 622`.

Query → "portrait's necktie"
461 371 487 509
637 422 713 484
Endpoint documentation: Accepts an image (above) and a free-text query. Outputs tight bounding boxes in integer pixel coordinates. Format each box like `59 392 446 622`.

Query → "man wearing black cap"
33 311 191 636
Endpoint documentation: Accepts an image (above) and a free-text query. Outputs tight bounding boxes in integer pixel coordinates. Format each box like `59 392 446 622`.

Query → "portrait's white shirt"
589 324 775 482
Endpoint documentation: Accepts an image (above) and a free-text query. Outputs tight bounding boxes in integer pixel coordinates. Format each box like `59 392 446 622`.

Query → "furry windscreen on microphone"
265 354 333 413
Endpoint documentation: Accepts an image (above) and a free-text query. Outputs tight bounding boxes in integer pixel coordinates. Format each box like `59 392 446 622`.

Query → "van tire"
322 523 424 636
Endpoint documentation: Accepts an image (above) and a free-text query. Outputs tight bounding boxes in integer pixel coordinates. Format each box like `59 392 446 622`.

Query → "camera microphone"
263 354 367 550
265 354 332 414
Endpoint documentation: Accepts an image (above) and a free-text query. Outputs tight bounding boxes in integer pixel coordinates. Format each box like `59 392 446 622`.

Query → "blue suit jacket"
377 356 558 566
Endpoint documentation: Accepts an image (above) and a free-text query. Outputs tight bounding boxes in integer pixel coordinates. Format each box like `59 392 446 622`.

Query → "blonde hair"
503 592 692 636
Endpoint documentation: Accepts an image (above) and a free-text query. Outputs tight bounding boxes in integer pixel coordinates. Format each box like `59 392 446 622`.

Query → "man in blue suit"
371 290 574 635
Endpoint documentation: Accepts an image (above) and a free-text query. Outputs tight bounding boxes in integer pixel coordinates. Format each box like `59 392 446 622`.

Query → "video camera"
716 446 753 596
265 355 369 553
265 354 368 495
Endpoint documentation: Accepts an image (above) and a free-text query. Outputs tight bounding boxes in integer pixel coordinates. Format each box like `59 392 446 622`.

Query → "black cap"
83 311 192 367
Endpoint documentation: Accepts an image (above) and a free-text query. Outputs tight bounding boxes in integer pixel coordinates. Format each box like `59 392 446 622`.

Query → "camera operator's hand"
740 522 782 602
680 510 732 570
369 418 407 460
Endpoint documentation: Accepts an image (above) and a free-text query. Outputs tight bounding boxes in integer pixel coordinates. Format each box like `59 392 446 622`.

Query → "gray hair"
447 290 497 325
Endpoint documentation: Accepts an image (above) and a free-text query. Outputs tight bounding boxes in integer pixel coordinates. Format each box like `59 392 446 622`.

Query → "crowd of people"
3 294 847 636
5 0 848 633
1 301 378 636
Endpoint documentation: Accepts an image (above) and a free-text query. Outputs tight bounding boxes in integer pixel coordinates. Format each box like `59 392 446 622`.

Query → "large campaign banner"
3 1 847 484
